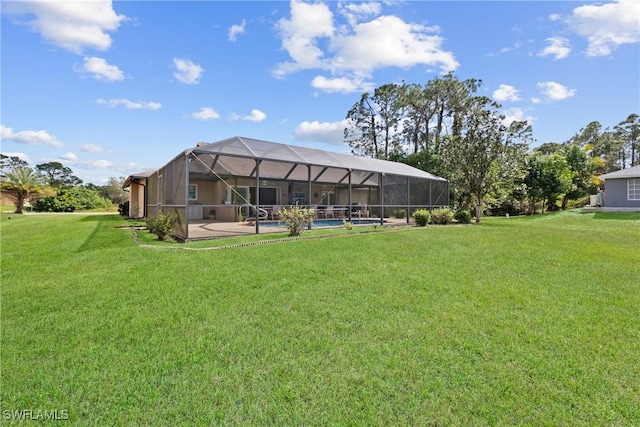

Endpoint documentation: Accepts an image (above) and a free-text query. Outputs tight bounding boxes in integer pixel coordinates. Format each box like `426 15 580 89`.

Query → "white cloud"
62 158 114 169
273 1 458 90
294 119 348 145
531 97 542 104
274 0 335 76
331 15 457 73
537 81 576 101
228 20 246 42
81 143 107 153
538 37 571 60
242 109 267 122
173 58 203 84
500 42 522 53
3 0 125 54
60 152 78 161
338 1 381 26
549 14 561 22
502 107 535 127
80 56 124 81
493 84 521 102
311 75 374 93
568 0 640 56
0 125 12 140
0 124 63 148
82 160 113 169
0 152 30 163
97 98 161 110
191 107 220 121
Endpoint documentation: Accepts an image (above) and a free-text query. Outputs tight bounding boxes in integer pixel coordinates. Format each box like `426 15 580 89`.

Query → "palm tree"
1 167 44 213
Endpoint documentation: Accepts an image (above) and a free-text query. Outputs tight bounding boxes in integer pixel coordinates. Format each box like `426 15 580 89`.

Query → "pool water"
259 218 384 227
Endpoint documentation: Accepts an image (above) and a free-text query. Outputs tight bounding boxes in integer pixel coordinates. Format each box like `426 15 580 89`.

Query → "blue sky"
1 0 638 185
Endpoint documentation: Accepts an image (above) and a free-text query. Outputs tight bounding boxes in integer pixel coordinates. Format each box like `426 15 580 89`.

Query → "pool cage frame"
141 137 449 240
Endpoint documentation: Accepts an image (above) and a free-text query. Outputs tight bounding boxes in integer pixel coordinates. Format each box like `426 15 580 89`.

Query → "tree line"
344 73 638 221
0 156 128 214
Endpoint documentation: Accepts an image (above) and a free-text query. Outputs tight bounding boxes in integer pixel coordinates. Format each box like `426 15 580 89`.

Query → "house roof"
190 136 447 182
598 165 640 180
122 170 155 189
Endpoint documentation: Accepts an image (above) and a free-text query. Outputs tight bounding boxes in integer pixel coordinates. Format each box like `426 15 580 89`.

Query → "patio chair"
324 206 335 218
353 204 369 219
243 204 269 221
270 205 281 220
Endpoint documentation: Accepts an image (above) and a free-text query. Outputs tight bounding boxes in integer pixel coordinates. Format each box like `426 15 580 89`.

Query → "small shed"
598 165 640 209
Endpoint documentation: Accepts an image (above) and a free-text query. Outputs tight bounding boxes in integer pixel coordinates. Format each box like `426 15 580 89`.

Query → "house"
595 165 640 211
122 170 154 218
124 136 449 240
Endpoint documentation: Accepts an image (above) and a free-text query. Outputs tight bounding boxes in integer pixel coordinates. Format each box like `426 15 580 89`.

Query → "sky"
1 0 639 185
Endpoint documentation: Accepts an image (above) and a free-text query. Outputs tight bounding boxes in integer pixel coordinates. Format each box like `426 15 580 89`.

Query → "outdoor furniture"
324 206 335 218
270 206 281 220
353 204 369 219
243 204 269 221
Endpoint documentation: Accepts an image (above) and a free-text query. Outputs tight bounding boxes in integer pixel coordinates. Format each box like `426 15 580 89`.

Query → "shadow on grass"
79 214 121 222
77 214 130 252
593 212 640 220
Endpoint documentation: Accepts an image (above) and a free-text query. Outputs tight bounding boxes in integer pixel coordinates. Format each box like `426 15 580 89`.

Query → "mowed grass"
1 211 639 425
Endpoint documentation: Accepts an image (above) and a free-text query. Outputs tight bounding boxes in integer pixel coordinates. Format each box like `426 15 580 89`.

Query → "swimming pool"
258 218 384 227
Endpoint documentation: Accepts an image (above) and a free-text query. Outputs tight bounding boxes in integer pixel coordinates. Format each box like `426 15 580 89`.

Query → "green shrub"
412 209 430 227
393 209 406 219
145 213 177 241
278 206 315 236
454 210 472 224
33 187 111 212
431 207 455 225
343 220 354 230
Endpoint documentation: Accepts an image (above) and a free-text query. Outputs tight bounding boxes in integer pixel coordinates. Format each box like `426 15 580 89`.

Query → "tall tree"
442 96 530 222
560 144 601 209
1 167 45 213
614 113 639 167
398 82 436 154
428 73 481 153
533 142 564 155
0 154 29 179
372 83 402 159
36 162 82 188
570 121 624 174
99 177 128 205
345 92 379 158
523 153 572 213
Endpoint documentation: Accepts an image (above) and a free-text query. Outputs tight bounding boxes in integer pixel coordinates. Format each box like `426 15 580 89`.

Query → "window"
259 187 278 205
188 184 198 200
628 179 640 200
222 186 232 204
293 192 306 205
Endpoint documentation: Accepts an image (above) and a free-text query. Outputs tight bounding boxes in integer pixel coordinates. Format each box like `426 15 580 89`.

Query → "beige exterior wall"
128 179 146 218
1 193 15 206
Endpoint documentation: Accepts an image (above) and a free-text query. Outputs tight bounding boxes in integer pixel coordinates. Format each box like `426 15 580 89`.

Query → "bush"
454 210 472 224
33 187 111 212
118 201 130 216
431 207 455 225
145 213 177 241
343 220 354 230
393 209 406 219
33 193 76 212
412 209 430 227
485 197 523 217
278 206 315 236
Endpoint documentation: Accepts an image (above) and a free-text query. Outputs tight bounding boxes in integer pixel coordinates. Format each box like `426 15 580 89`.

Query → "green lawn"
1 211 639 425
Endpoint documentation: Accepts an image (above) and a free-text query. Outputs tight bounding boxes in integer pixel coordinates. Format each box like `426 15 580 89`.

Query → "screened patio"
134 136 449 240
